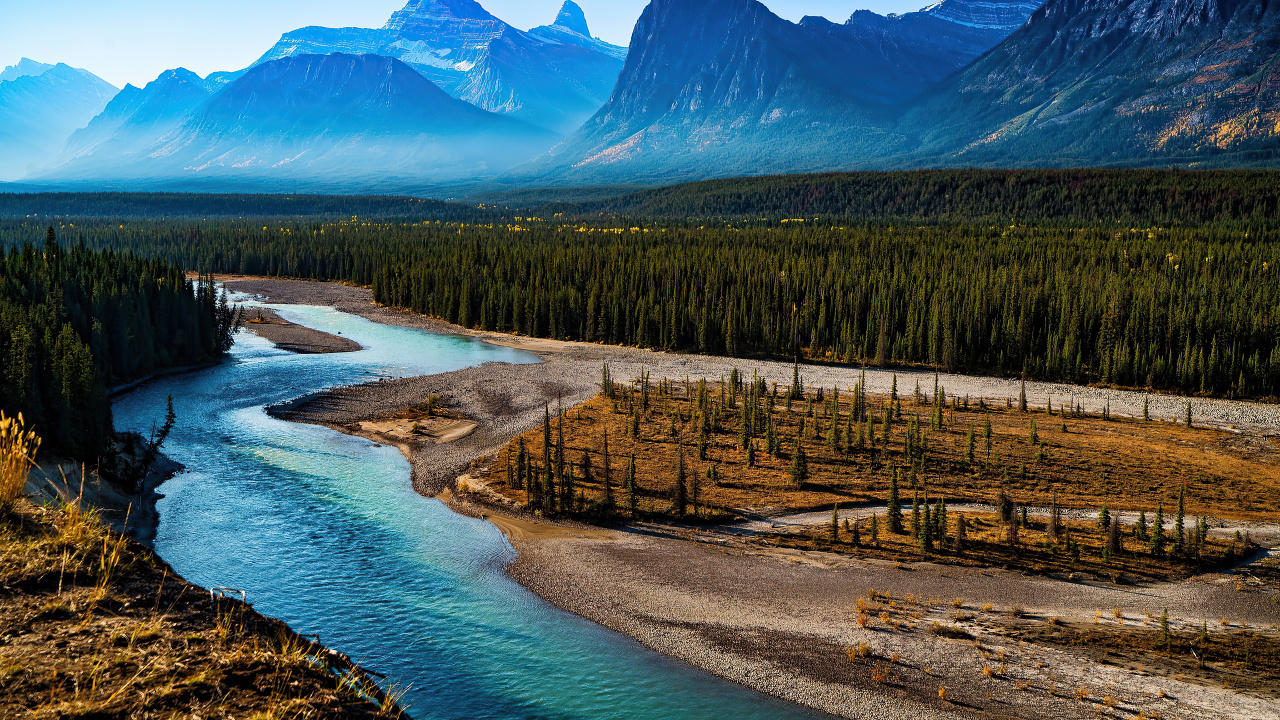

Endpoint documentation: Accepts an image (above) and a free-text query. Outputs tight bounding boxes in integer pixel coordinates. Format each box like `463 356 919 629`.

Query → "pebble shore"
228 277 1280 720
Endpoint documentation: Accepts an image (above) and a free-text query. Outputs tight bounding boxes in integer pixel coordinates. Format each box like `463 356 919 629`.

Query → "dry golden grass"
0 412 39 508
480 381 1270 579
0 499 404 719
483 382 1280 523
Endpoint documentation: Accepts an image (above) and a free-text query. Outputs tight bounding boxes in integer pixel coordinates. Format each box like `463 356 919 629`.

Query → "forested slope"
0 228 239 457
2 209 1275 401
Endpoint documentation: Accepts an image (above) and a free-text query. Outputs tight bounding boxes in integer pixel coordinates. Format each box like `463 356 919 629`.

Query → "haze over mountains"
0 62 116 181
5 0 1279 192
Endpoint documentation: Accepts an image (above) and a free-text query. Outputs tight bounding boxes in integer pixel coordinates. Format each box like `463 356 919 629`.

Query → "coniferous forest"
0 228 240 458
2 169 1278 402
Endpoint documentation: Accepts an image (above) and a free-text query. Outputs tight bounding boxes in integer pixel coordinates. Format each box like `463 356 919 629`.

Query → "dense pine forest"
0 228 239 458
1 169 1278 401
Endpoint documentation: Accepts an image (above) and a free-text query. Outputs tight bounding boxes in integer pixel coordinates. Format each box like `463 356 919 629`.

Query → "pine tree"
965 424 975 466
1106 514 1121 558
911 491 921 540
1174 485 1186 556
602 429 614 512
674 437 688 516
888 467 903 533
626 453 638 515
936 498 948 548
789 438 808 488
1150 504 1166 556
514 438 527 490
983 413 993 463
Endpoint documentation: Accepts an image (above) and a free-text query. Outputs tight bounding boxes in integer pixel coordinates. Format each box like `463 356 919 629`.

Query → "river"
111 303 828 720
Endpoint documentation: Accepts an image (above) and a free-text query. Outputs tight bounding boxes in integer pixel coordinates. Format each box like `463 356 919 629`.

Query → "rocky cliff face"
254 0 625 134
510 0 1038 184
902 0 1280 166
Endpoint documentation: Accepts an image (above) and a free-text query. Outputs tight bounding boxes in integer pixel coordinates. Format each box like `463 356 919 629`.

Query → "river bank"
241 305 363 354
229 277 1280 720
0 498 403 719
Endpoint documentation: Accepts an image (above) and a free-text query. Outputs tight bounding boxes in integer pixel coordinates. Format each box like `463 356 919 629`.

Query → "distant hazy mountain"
0 64 117 180
51 68 216 176
900 0 1280 167
254 0 625 134
34 54 558 190
0 58 54 83
509 0 1039 184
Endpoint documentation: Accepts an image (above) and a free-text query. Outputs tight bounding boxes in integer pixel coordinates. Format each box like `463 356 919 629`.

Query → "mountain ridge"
253 0 625 134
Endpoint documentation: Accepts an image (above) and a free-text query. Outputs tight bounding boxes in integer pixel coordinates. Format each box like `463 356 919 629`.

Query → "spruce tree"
1174 485 1186 556
888 467 903 533
965 424 975 466
674 437 688 515
626 454 638 515
831 504 840 543
871 513 880 546
789 438 808 488
1019 376 1028 412
1136 509 1148 541
983 414 993 463
1185 401 1193 428
1150 504 1166 556
1098 505 1111 530
1143 397 1150 421
911 491 921 541
936 498 948 548
602 429 614 512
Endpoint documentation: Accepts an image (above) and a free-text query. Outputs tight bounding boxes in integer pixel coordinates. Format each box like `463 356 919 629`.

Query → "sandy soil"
241 306 362 354
229 277 1280 720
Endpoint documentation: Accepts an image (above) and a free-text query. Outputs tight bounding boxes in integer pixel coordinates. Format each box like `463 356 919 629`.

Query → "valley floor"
227 277 1280 720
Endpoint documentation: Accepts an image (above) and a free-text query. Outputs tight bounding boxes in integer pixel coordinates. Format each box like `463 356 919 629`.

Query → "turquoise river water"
111 304 828 720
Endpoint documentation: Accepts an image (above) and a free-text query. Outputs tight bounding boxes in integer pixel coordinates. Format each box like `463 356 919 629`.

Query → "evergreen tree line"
555 168 1280 227
0 228 239 458
2 203 1279 400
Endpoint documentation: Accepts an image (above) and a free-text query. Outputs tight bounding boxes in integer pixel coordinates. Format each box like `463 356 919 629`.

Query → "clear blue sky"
1 0 925 88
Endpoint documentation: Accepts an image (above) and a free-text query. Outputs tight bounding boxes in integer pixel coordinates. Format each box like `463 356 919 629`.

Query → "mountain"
922 0 1042 30
528 1 627 59
0 58 54 83
254 0 625 134
50 68 216 177
0 64 117 180
508 0 1039 185
33 54 558 191
900 0 1280 167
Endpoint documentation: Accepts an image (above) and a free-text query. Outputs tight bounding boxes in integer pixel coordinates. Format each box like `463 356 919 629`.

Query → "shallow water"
112 304 828 720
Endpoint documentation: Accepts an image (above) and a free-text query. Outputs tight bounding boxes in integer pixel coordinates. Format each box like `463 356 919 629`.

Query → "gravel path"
229 277 1280 720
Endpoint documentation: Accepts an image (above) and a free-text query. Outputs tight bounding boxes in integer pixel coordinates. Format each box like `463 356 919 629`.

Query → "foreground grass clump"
479 375 1271 580
0 416 403 719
